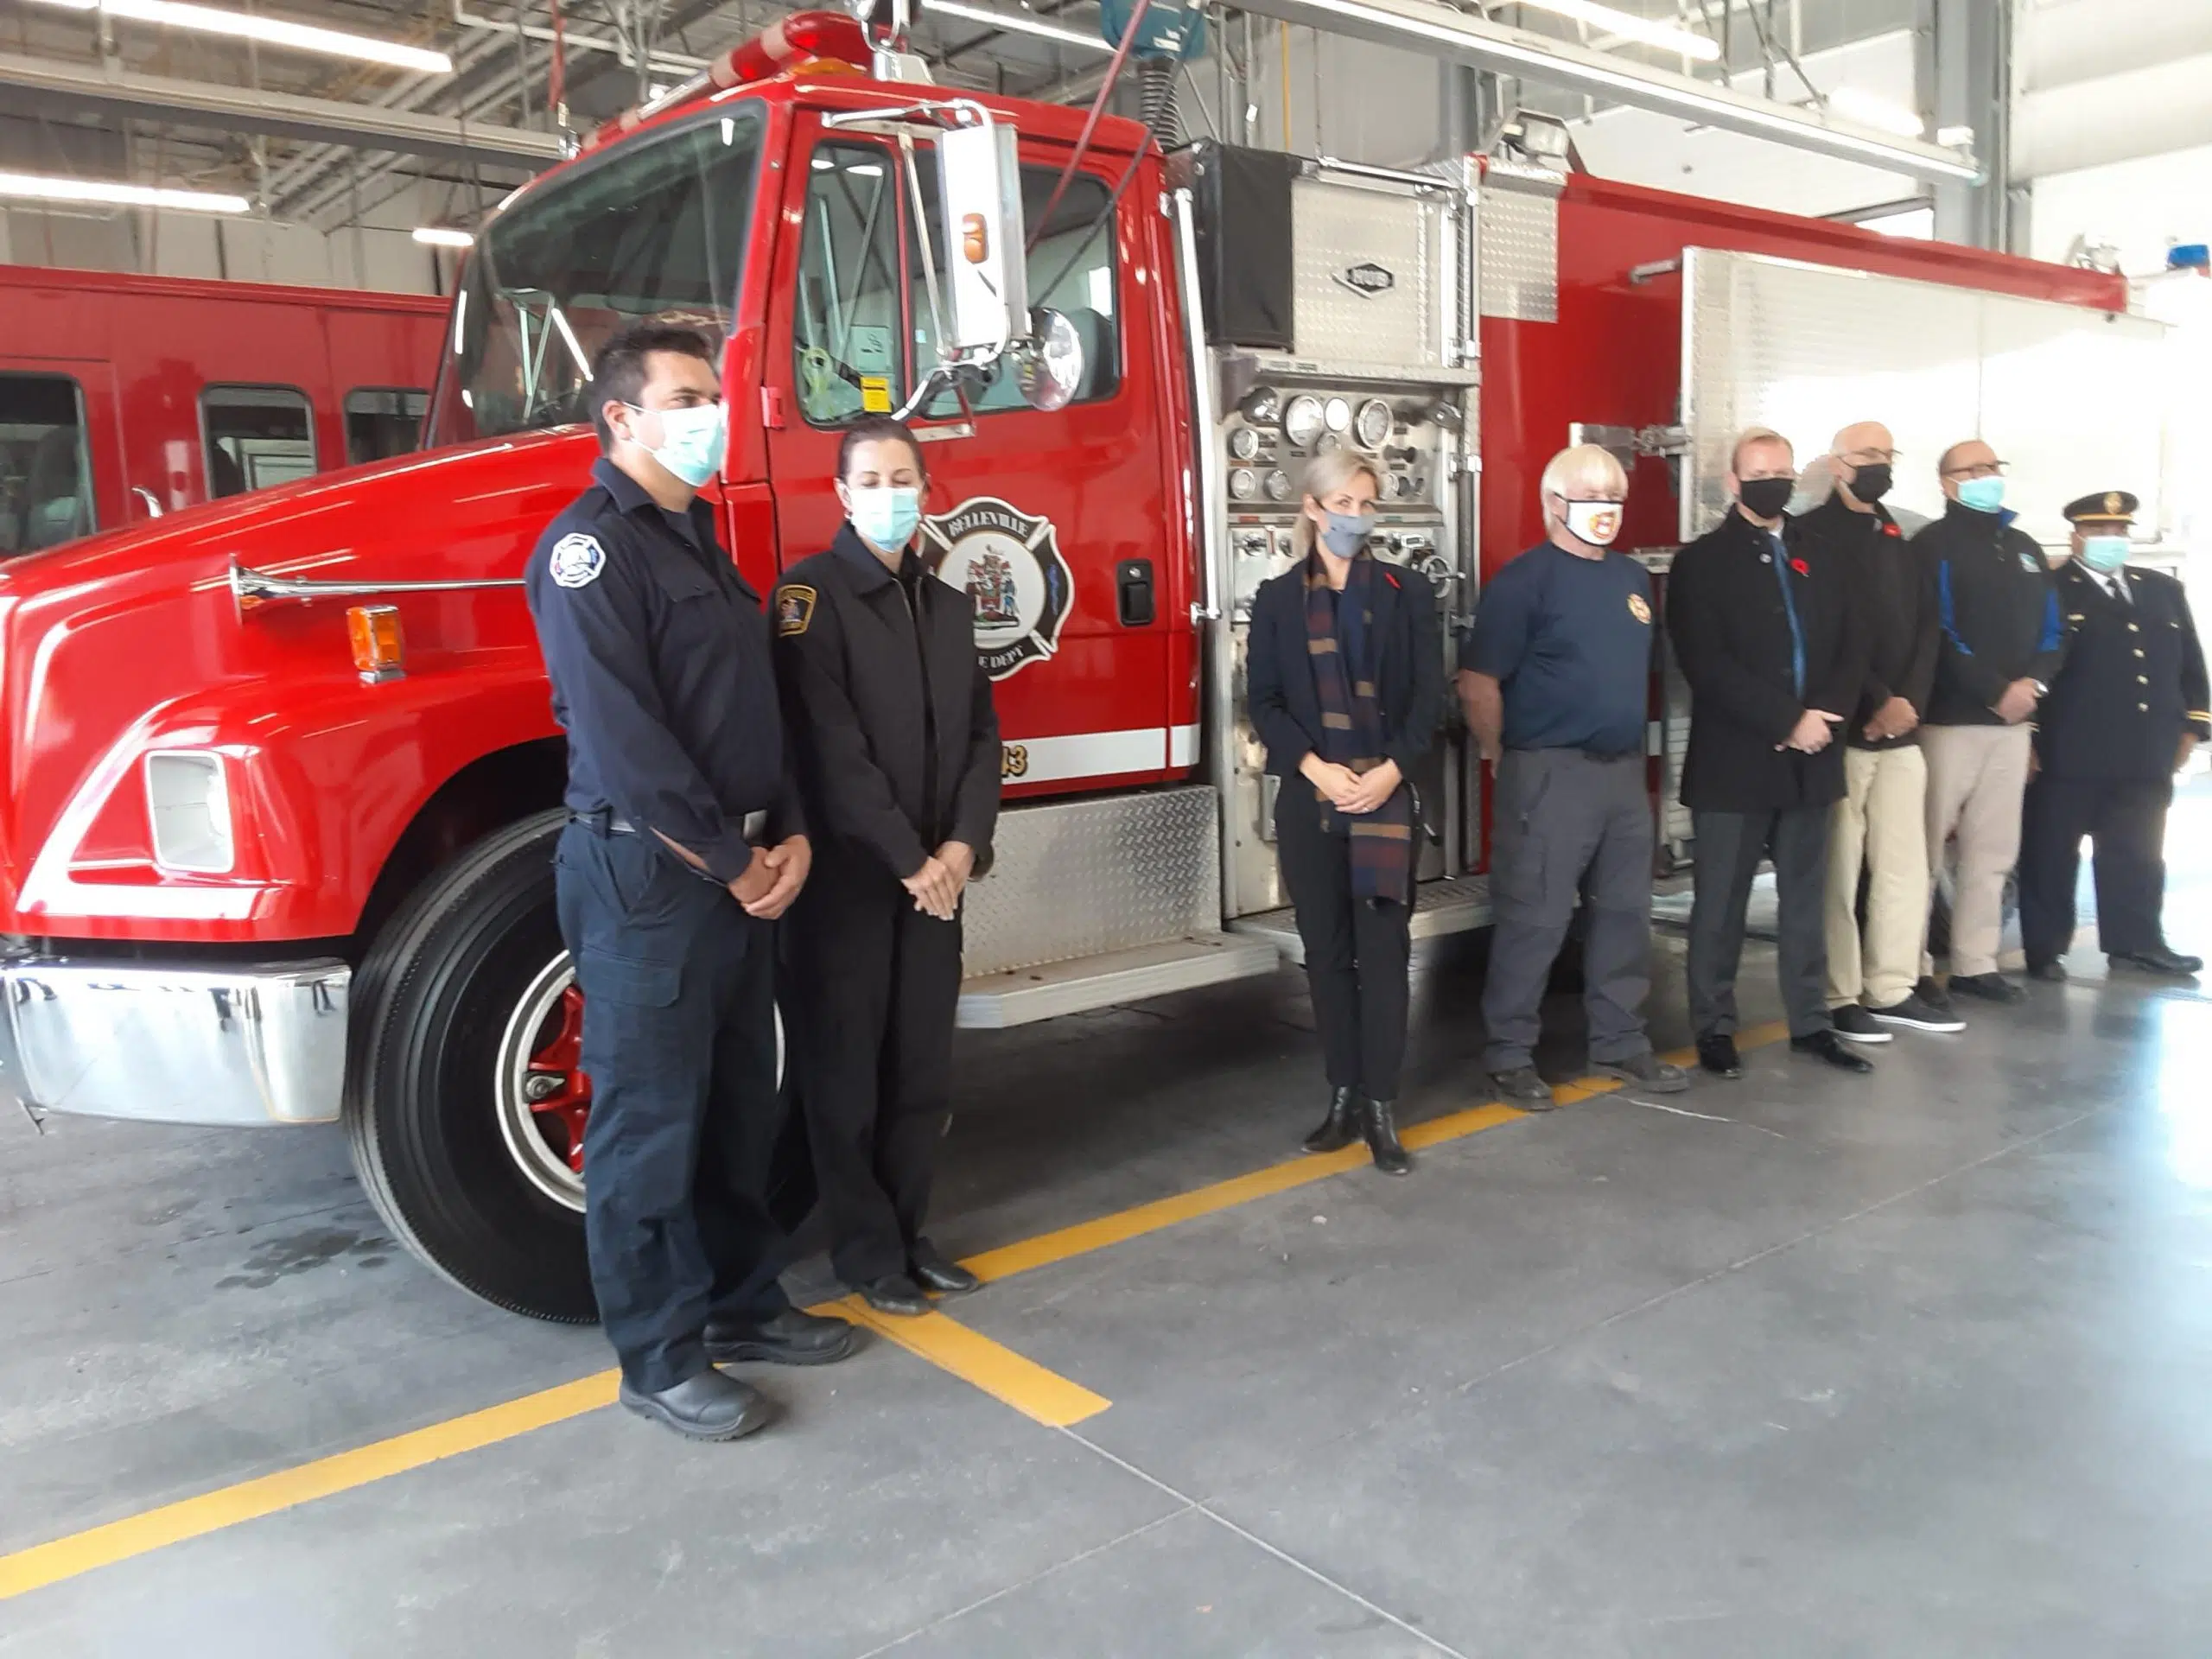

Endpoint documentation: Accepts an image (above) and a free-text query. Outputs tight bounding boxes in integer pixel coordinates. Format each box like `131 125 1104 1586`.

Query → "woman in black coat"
1247 451 1445 1173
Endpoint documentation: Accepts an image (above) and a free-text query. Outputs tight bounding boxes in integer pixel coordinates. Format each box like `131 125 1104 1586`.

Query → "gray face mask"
1321 511 1370 559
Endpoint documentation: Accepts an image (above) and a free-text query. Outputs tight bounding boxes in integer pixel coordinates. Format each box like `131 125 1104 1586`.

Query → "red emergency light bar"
588 10 868 149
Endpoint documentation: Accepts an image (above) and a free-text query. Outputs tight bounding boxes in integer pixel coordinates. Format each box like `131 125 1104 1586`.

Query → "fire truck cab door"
761 114 1190 795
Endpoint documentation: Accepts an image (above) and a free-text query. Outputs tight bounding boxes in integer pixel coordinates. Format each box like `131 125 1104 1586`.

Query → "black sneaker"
1866 991 1966 1033
1947 971 2024 1005
1591 1051 1691 1093
1829 1004 1894 1044
1490 1066 1558 1110
1914 976 1955 1014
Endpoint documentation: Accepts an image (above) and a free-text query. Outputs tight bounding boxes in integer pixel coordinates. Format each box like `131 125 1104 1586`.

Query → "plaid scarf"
1306 552 1414 904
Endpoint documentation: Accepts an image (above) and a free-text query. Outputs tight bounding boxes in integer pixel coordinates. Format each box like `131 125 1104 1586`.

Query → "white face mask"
1560 498 1623 547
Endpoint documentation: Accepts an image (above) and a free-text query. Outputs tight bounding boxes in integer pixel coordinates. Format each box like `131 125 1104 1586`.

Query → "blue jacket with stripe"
1914 499 2066 726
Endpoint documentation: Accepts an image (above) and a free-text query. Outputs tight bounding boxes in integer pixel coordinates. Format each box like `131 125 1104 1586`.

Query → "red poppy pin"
1789 556 1810 576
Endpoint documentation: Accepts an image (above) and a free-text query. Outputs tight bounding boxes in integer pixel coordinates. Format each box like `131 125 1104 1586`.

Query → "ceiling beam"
0 48 563 168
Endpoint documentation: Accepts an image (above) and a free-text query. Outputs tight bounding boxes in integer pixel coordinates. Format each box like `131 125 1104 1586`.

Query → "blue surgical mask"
1320 511 1370 559
849 484 923 551
2080 534 2129 575
628 400 726 488
1957 475 2006 513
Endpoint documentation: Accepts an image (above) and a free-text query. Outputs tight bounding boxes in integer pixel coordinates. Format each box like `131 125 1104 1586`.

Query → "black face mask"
1847 462 1892 503
1738 477 1795 520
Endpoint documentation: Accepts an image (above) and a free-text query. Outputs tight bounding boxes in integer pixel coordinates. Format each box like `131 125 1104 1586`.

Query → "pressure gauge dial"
1228 467 1259 501
1242 386 1281 427
1354 398 1393 450
1316 433 1341 455
1282 394 1325 448
1227 426 1261 461
1264 468 1294 502
1323 396 1352 434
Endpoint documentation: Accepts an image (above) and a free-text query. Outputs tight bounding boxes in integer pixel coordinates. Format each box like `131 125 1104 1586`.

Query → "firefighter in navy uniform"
2018 491 2209 981
772 416 1001 1318
525 321 856 1445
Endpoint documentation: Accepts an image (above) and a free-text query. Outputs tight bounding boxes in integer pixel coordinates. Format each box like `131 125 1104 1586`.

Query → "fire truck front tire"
346 810 598 1324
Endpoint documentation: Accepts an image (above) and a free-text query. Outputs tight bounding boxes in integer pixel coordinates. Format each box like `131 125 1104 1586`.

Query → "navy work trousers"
555 822 791 1395
784 852 964 1287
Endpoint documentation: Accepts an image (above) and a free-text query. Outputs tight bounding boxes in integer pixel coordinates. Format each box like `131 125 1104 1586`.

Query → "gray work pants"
1481 748 1655 1073
1689 805 1834 1042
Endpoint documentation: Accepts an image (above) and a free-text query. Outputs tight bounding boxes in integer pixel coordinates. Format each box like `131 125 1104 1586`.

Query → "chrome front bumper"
0 957 350 1127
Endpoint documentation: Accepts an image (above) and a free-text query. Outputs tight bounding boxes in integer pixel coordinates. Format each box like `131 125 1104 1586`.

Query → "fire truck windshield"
426 106 764 448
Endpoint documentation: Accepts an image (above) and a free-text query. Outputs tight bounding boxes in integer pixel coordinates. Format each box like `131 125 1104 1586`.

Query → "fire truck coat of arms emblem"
922 496 1075 680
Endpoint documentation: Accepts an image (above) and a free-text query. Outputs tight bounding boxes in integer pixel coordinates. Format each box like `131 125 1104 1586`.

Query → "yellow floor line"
1 1019 1795 1600
0 1370 619 1602
832 1298 1109 1427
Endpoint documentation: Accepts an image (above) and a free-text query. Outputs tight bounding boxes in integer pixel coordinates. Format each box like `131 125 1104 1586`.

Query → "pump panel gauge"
1264 468 1294 502
1242 387 1281 426
1228 468 1258 500
1282 395 1325 448
1354 398 1392 450
1227 427 1261 461
1323 396 1351 434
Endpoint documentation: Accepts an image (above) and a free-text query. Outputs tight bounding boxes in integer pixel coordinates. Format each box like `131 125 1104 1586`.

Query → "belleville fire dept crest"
923 496 1074 680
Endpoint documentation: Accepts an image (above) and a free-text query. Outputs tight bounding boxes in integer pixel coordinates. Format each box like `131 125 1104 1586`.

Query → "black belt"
567 807 771 842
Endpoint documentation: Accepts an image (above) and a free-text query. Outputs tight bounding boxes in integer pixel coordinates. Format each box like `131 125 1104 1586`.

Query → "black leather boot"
1302 1085 1359 1154
1361 1096 1413 1176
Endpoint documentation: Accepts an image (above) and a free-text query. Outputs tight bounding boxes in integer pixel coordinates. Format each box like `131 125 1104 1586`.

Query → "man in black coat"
2018 491 2209 981
1667 428 1869 1076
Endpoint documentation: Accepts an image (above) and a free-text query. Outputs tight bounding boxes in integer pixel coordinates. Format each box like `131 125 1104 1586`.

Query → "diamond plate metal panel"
1290 178 1448 369
1680 249 2167 547
1477 165 1560 323
960 786 1220 976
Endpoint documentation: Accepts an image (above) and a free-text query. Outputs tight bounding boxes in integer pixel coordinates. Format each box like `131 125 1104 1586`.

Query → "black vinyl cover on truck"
1176 141 1296 351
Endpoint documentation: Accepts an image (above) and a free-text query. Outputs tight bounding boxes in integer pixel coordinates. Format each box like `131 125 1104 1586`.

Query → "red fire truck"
0 10 2150 1321
0 264 445 556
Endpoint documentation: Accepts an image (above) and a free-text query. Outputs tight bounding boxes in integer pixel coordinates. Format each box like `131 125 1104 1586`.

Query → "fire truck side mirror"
937 118 1028 354
1015 308 1084 412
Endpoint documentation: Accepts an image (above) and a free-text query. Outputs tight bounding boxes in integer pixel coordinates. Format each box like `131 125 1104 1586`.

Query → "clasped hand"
1300 755 1402 816
1777 709 1841 753
902 839 975 922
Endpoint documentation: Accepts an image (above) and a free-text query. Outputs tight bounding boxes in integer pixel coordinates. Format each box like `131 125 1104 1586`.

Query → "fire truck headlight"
144 752 236 874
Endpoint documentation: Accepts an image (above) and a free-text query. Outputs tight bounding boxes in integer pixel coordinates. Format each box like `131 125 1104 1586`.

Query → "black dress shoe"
1360 1096 1413 1175
704 1307 855 1366
1792 1029 1874 1073
1913 976 1955 1014
1490 1066 1557 1109
2026 959 2068 982
619 1369 774 1442
910 1239 980 1295
1948 971 2024 1004
852 1274 931 1317
1696 1034 1742 1078
1302 1085 1360 1154
2111 947 2202 977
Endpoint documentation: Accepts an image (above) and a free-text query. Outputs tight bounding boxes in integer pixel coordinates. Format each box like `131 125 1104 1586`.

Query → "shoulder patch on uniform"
775 584 817 637
2019 550 2043 573
1628 592 1652 625
549 532 606 589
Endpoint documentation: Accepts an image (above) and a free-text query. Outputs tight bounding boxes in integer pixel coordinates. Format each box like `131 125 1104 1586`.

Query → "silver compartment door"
1681 248 2169 549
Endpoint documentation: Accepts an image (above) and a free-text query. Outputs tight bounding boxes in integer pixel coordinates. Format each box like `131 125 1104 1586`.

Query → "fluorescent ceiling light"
1826 85 1924 138
0 169 249 213
1519 0 1719 62
412 225 474 248
25 0 453 73
923 0 1113 52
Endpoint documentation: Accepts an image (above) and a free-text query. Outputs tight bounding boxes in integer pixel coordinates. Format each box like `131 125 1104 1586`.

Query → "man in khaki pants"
1795 423 1965 1039
1912 439 2067 1003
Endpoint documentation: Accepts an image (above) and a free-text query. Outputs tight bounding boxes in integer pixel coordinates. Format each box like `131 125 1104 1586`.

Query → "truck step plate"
956 933 1282 1029
1230 874 1494 968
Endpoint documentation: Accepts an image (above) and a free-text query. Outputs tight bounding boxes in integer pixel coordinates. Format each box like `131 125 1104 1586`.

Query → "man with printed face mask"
1913 438 2067 1005
1459 442 1688 1107
1668 429 1870 1077
2017 491 2209 982
526 321 853 1444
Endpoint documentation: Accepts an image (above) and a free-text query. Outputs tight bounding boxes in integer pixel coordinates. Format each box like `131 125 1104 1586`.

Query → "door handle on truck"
1116 558 1156 627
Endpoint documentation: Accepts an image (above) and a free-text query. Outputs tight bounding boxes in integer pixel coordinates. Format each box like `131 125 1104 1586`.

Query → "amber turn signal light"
348 604 405 683
962 212 988 264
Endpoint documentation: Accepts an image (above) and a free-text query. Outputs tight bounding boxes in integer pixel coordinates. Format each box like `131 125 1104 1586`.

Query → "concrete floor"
6 789 2212 1656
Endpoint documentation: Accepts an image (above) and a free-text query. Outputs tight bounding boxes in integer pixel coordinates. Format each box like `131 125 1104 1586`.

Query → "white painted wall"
2013 0 2212 181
